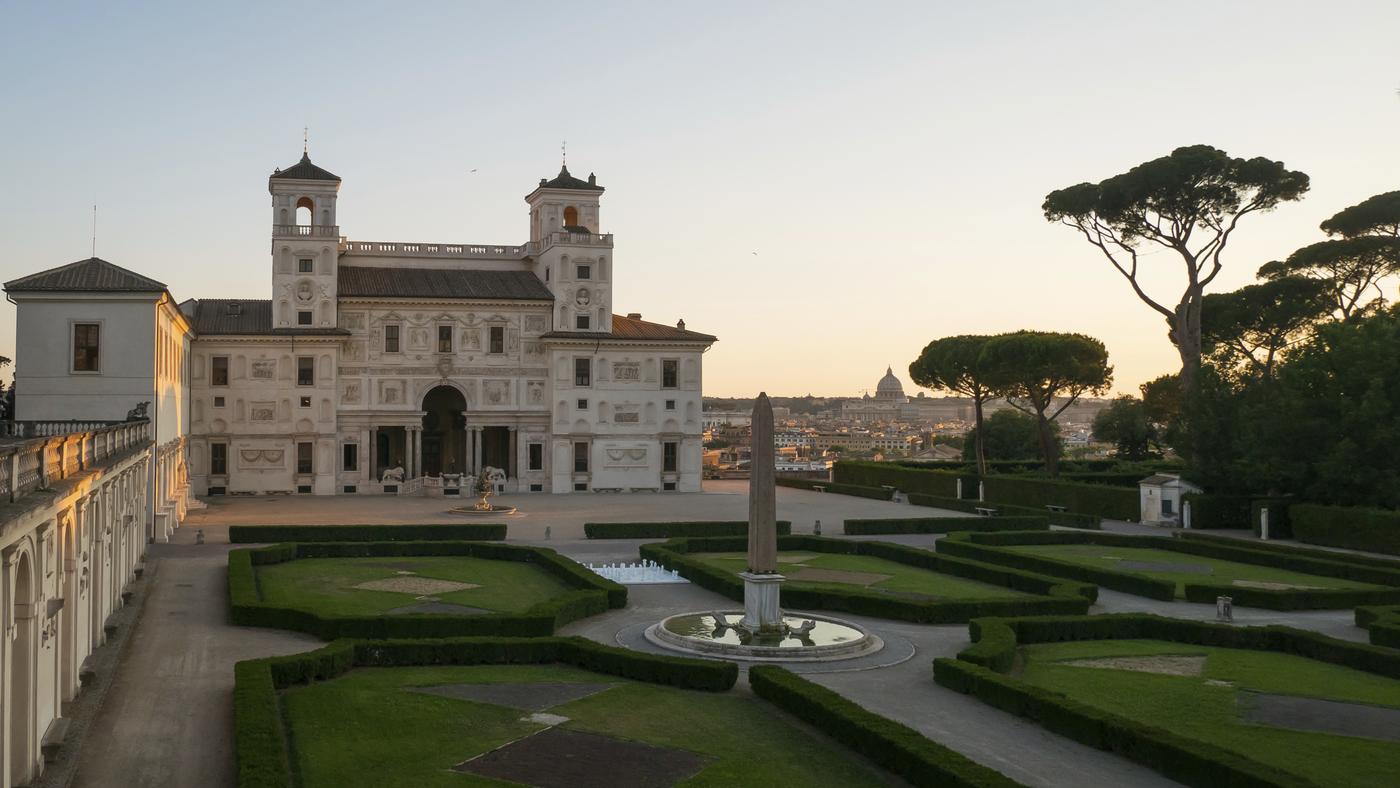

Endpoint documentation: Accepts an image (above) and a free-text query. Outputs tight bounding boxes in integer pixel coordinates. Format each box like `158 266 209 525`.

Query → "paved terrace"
71 483 1372 787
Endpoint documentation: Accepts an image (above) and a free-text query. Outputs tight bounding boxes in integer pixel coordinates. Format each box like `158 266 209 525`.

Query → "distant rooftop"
4 257 167 293
534 164 603 193
271 152 341 182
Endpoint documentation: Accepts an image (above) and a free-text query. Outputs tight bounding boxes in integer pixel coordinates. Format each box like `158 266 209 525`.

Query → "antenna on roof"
91 203 97 258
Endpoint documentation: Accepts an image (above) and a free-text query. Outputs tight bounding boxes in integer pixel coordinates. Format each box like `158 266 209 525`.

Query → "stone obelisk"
740 392 784 632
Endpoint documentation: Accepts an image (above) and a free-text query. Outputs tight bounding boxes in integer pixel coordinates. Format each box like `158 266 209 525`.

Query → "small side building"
1138 473 1201 526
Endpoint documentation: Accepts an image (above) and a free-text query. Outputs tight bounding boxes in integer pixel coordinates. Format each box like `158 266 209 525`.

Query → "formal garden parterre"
936 530 1400 610
934 614 1400 787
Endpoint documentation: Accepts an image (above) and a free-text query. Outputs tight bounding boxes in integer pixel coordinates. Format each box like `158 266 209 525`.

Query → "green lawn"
1004 544 1384 597
1017 639 1400 786
254 556 573 616
280 664 894 788
696 551 1033 600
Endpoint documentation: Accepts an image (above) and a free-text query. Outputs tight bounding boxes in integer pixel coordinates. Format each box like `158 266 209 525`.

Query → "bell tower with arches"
525 163 613 333
268 150 342 329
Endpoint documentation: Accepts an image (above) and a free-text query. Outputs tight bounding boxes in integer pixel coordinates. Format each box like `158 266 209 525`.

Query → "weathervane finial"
562 139 566 167
303 126 309 155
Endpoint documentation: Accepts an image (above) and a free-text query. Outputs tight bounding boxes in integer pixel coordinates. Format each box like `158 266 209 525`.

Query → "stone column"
508 426 518 480
740 392 784 632
411 427 422 478
369 426 379 482
472 427 484 473
359 428 371 485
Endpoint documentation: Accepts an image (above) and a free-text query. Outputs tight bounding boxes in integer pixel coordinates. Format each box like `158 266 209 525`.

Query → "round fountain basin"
646 611 881 662
446 504 517 516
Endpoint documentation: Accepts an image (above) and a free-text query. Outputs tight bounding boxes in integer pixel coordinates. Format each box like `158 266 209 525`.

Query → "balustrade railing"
272 224 341 238
341 240 535 259
0 420 151 503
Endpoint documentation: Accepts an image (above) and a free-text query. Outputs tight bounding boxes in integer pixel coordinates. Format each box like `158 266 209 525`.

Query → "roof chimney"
627 312 642 320
676 318 686 330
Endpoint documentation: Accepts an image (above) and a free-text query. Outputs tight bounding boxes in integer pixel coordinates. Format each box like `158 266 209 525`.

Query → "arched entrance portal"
421 385 467 476
9 550 36 786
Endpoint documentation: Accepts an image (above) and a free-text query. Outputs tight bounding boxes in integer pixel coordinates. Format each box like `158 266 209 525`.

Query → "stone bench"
810 484 828 493
975 506 999 517
1045 504 1067 513
41 717 71 764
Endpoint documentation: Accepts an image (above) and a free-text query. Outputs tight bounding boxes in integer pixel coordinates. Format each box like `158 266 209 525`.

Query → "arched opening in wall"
9 550 36 786
563 206 579 228
421 385 467 476
296 196 314 226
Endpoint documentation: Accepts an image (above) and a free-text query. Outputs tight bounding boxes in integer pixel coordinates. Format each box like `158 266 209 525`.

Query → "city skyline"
3 1 1399 397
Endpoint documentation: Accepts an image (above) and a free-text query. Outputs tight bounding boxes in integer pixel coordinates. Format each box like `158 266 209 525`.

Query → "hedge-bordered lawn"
255 555 572 617
281 664 894 788
1015 638 1400 787
696 551 1035 601
1003 543 1384 598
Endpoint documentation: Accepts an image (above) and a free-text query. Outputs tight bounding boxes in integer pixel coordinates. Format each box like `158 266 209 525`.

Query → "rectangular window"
665 399 676 411
1162 498 1174 516
577 264 591 280
438 325 453 353
662 359 679 389
575 314 590 330
489 326 505 354
297 311 313 326
213 396 226 408
297 356 314 386
577 398 588 410
573 441 589 473
210 443 228 475
211 356 229 386
298 258 314 273
72 323 100 372
574 358 591 387
384 325 400 353
297 442 313 474
528 443 543 471
663 441 678 473
299 396 311 408
343 443 358 471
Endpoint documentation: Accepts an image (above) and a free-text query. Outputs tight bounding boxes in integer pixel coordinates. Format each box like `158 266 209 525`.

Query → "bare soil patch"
1060 655 1207 676
353 577 479 595
454 727 712 788
788 567 893 587
409 681 616 712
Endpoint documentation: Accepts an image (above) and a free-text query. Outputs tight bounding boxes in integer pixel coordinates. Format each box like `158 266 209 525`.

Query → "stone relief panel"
524 315 546 333
524 341 545 361
379 380 405 405
603 444 649 470
342 341 365 362
239 448 285 469
407 327 430 352
341 381 361 405
483 380 511 406
614 409 640 424
526 381 545 407
251 360 277 380
250 402 277 422
612 362 640 382
340 311 366 331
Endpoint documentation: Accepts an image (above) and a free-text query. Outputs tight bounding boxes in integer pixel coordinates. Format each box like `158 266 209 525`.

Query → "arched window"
563 206 578 227
295 196 314 226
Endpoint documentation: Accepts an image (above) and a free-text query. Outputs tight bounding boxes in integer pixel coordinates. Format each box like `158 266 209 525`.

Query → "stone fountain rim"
446 504 518 516
644 610 883 662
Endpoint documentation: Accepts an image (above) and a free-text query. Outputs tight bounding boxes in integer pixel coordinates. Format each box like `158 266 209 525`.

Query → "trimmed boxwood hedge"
980 475 1138 521
843 516 1048 535
749 665 1023 788
1181 493 1252 529
937 530 1400 610
907 493 1103 529
934 613 1400 787
1292 502 1400 557
227 523 507 543
1177 530 1400 570
584 520 792 539
834 460 963 497
638 535 1094 623
228 540 626 639
776 476 895 500
236 636 739 788
1356 605 1400 648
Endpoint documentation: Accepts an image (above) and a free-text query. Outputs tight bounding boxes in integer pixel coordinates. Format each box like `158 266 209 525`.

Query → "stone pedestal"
739 572 785 632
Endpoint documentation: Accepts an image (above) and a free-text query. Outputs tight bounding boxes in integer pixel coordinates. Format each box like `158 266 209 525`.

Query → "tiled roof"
188 299 348 336
270 153 341 182
534 164 603 192
543 314 716 343
4 257 167 293
338 266 554 301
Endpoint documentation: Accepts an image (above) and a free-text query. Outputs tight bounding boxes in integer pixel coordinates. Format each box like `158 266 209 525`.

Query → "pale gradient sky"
2 1 1398 397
